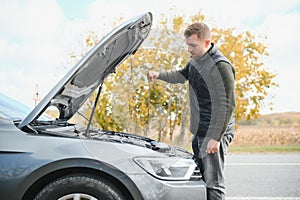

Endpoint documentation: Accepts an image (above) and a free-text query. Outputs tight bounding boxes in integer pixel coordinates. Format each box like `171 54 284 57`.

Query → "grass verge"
228 145 300 153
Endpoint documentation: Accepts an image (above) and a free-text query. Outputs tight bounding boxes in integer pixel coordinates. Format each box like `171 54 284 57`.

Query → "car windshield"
0 92 52 121
0 93 32 121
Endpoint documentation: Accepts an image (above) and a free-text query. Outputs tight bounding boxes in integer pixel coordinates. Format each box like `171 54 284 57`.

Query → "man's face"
185 34 209 59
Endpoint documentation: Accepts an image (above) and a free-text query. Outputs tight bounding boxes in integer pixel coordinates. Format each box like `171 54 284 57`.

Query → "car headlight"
133 156 198 181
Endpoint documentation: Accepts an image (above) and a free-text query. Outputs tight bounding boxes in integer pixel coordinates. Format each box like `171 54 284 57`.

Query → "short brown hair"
184 22 211 40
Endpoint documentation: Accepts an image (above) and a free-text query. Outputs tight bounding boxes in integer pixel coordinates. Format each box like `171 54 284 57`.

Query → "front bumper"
129 174 206 200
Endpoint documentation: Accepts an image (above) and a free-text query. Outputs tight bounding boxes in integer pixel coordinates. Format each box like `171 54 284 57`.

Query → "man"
147 22 236 200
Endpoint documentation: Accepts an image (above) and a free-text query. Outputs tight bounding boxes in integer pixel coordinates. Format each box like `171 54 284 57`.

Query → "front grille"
190 166 202 180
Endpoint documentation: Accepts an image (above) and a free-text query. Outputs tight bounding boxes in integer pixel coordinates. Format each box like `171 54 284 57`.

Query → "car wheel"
34 173 125 200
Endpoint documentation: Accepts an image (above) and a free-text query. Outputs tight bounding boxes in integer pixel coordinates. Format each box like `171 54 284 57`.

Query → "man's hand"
206 138 220 154
147 71 160 82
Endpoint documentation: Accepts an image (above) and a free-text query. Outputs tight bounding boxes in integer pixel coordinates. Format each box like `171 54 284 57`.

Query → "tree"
212 28 277 121
71 11 277 147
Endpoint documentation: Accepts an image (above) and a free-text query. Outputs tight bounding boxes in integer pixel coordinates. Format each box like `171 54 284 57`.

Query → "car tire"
34 173 125 200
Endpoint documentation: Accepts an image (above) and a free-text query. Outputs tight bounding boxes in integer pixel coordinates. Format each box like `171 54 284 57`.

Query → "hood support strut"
84 84 103 137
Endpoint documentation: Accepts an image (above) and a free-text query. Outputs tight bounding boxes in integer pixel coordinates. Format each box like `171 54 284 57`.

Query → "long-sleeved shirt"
158 43 235 141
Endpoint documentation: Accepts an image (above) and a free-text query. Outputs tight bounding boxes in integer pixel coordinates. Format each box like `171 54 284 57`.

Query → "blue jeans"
192 134 233 200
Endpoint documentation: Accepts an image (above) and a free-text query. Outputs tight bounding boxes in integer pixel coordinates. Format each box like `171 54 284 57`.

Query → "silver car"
0 12 206 200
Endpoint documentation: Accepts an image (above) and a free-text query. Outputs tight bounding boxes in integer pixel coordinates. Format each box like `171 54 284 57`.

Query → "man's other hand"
206 138 220 154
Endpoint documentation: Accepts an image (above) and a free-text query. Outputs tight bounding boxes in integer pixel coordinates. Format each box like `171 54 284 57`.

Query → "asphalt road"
225 153 300 200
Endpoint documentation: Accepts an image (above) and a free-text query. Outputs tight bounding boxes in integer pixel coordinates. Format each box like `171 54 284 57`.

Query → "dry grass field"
229 112 300 152
232 125 300 146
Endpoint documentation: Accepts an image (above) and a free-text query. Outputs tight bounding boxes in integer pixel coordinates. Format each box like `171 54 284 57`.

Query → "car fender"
21 157 143 200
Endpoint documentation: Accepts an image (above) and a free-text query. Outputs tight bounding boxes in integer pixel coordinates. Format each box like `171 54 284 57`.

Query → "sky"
0 0 300 114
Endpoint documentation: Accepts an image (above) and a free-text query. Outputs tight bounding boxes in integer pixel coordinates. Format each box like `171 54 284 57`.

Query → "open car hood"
18 12 152 129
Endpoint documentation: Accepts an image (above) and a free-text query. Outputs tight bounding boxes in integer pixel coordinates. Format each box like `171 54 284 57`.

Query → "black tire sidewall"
34 174 125 200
